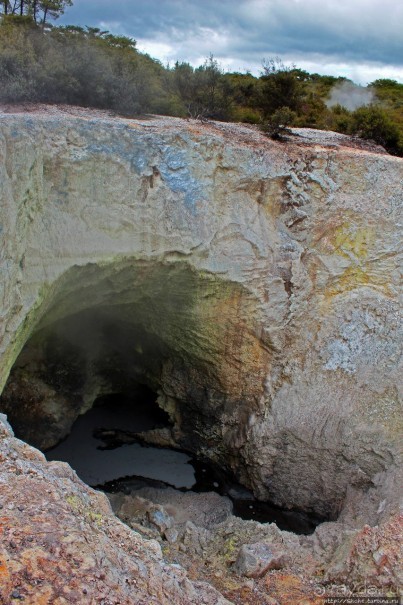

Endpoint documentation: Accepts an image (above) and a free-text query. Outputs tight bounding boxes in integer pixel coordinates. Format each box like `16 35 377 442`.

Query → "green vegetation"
261 107 296 140
2 1 72 25
259 58 305 117
171 55 233 120
350 106 401 155
0 5 402 155
0 18 170 114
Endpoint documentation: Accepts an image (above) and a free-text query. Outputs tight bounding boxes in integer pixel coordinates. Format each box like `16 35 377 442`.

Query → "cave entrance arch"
0 259 269 474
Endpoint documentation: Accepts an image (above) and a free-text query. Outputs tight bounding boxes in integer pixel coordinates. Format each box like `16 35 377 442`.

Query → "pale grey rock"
148 506 174 533
232 542 287 577
0 107 401 526
0 412 13 435
164 527 179 543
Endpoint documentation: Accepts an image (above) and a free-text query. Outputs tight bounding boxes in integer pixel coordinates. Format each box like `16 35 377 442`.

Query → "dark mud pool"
46 388 323 534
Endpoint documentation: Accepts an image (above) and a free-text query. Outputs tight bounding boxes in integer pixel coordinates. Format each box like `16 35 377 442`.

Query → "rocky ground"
108 485 403 604
1 415 401 604
0 102 388 155
0 415 230 605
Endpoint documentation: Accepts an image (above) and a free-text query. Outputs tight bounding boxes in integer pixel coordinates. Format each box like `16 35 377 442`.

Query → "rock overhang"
0 107 402 520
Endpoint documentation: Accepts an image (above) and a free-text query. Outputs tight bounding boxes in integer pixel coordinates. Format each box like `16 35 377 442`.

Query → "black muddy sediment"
45 390 325 535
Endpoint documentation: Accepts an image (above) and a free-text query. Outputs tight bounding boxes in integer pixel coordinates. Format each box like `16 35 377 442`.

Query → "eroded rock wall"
0 414 230 605
0 109 402 521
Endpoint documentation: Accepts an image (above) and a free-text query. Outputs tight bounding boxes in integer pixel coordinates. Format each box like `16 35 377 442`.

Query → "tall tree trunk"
4 1 8 15
19 0 23 16
41 5 47 27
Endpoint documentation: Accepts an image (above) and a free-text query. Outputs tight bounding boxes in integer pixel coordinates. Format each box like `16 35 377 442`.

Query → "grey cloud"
59 0 403 80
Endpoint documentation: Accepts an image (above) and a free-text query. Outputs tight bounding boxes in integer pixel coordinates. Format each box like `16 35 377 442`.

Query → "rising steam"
326 81 375 111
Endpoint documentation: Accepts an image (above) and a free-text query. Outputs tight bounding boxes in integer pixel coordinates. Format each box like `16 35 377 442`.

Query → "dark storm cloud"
59 0 403 82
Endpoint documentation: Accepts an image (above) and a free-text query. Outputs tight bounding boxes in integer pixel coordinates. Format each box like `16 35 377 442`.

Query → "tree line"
0 8 402 156
2 1 72 25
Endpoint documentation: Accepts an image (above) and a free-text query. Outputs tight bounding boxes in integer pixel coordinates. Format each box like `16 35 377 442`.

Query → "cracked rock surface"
1 414 400 604
0 106 402 602
0 414 230 605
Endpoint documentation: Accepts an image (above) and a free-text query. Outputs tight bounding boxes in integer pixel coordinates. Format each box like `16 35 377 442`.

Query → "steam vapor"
326 81 375 111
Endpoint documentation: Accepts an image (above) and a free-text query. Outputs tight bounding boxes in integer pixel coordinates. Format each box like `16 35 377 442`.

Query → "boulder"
233 542 288 577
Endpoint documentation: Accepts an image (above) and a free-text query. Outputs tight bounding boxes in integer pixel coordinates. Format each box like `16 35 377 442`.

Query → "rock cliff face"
0 108 402 526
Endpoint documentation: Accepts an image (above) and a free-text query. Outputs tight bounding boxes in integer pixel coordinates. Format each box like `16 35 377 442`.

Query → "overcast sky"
59 0 403 85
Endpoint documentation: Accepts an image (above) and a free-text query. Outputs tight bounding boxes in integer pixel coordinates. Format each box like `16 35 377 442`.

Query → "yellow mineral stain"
196 286 268 398
332 222 375 260
325 266 391 299
312 219 393 302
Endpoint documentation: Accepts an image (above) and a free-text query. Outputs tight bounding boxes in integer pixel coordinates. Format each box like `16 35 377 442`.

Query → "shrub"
261 106 296 140
349 106 401 154
259 58 304 118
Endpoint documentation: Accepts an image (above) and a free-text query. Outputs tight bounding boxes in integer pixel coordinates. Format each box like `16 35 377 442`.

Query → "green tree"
223 71 261 123
349 106 401 154
38 1 73 26
327 103 352 133
0 19 167 114
172 55 232 120
259 57 304 118
262 106 296 140
0 0 72 24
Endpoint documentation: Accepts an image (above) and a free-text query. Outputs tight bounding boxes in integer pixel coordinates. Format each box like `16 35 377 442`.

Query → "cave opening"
0 261 329 535
44 387 197 490
44 386 322 535
0 310 324 535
